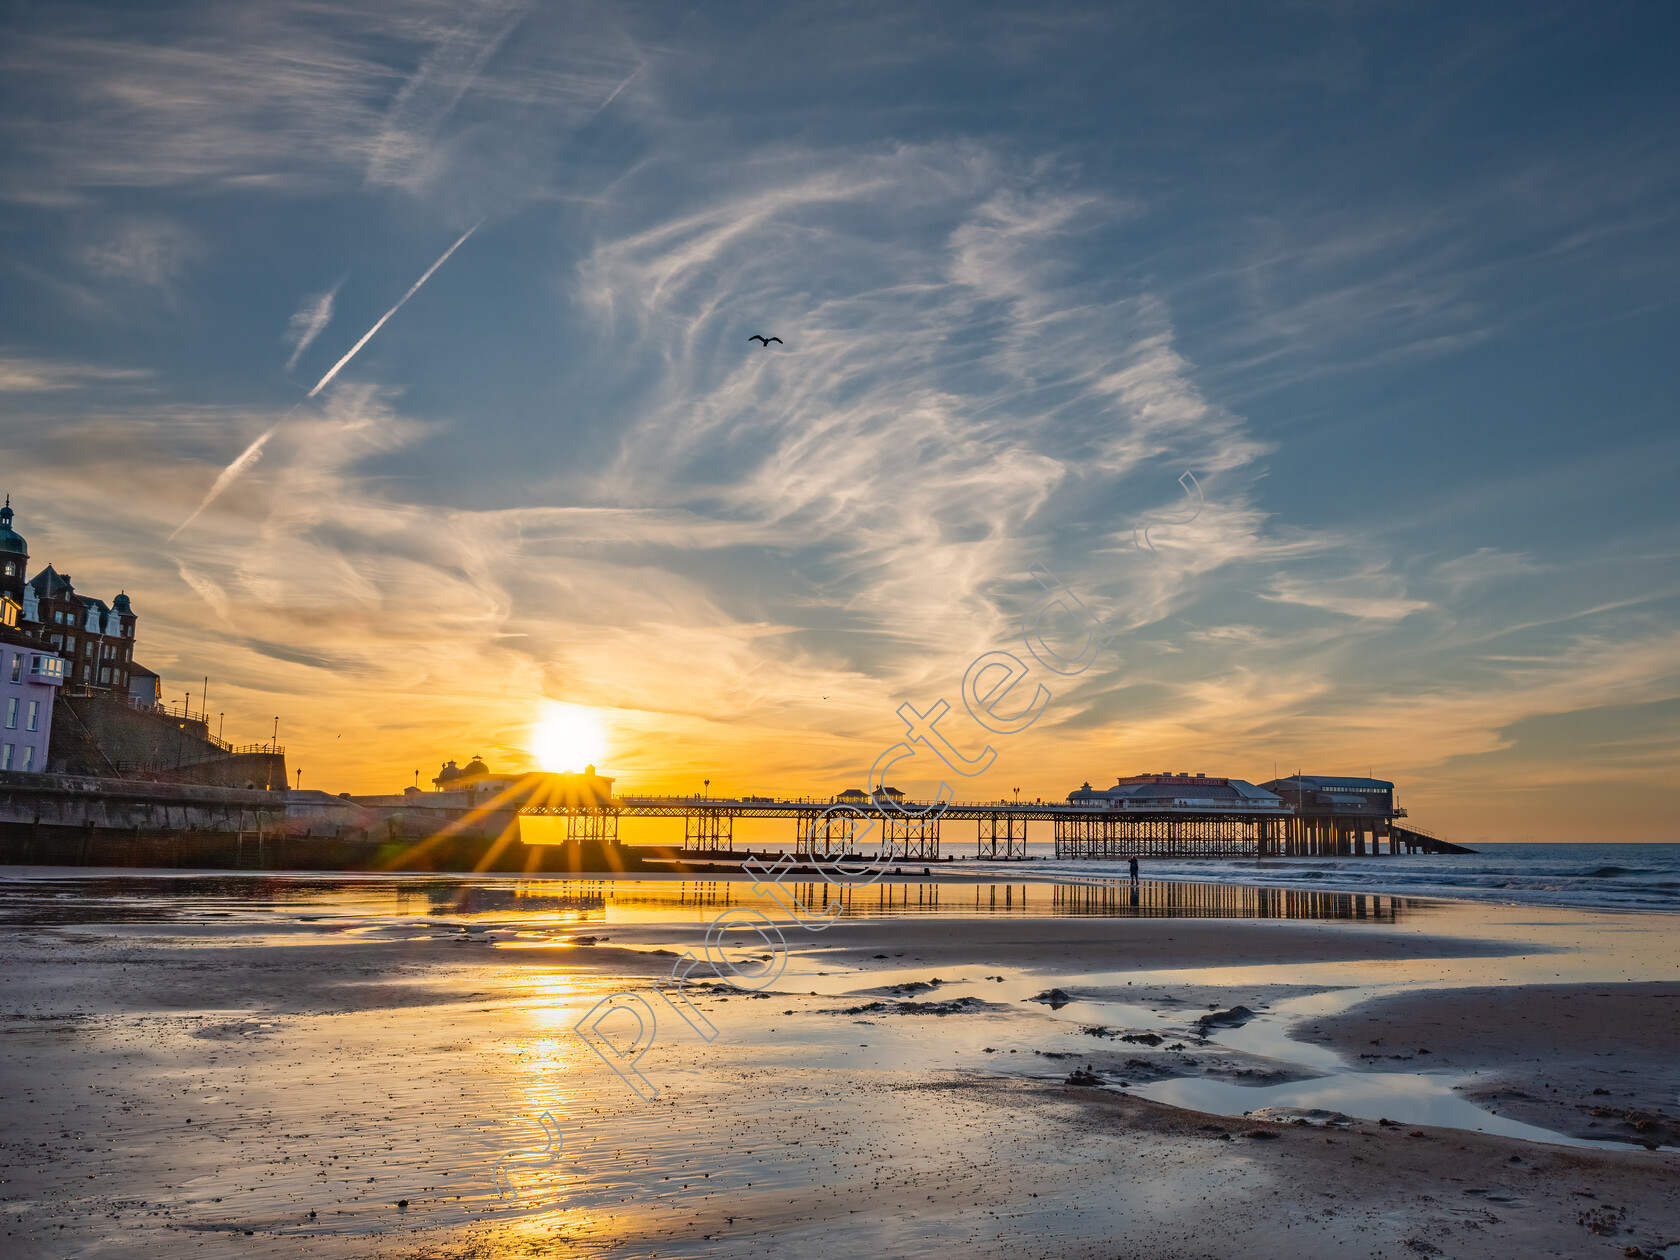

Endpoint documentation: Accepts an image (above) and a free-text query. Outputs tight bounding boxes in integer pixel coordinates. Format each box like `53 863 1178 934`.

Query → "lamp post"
1013 787 1020 802
272 716 279 749
703 778 710 799
295 768 302 791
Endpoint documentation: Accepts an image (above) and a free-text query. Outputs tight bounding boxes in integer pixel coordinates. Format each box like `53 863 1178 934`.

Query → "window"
2 561 13 576
4 698 13 729
0 744 10 770
7 654 17 683
19 746 32 772
25 700 38 731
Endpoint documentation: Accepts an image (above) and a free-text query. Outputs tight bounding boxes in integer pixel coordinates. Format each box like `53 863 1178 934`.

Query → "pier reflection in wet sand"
0 870 1410 927
0 873 1411 934
459 875 1409 923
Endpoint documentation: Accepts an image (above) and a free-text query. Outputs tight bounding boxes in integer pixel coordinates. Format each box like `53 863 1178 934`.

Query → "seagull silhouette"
748 335 783 346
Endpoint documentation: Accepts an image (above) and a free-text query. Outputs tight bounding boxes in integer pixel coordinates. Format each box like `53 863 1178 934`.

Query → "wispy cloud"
1259 569 1432 621
283 281 342 373
365 0 534 192
78 219 202 293
0 0 642 206
0 351 151 392
572 148 1266 682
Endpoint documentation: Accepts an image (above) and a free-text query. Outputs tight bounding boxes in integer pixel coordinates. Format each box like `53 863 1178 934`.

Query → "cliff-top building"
0 496 285 785
0 497 140 697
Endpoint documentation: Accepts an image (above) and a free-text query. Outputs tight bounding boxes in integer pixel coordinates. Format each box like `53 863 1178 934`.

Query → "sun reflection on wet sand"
3 870 1677 1257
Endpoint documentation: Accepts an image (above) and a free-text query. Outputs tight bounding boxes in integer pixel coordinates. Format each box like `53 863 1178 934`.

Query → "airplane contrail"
167 428 274 541
168 222 482 540
307 220 482 398
590 64 644 117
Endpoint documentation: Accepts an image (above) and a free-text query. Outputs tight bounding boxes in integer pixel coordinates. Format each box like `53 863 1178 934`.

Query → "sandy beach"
2 869 1677 1259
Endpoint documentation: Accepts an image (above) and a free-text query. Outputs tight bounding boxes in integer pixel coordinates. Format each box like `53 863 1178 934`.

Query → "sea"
948 841 1680 914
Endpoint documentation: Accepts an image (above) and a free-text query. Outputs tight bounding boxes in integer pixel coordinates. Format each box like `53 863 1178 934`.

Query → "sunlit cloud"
1258 571 1432 621
0 352 151 392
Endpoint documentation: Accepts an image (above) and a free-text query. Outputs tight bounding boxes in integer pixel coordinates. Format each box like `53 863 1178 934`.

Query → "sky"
1 1 1676 842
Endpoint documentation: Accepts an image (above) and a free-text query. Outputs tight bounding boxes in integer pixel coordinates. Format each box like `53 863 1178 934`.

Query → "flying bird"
749 335 783 346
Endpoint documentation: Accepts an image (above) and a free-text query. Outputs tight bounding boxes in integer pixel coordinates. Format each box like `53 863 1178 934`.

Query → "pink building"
1 600 65 773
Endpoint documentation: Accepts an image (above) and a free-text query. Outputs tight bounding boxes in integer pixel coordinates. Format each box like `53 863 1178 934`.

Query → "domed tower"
112 590 136 641
0 496 27 604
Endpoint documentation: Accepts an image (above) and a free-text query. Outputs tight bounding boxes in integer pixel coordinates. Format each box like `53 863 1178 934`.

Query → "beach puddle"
1124 1070 1607 1147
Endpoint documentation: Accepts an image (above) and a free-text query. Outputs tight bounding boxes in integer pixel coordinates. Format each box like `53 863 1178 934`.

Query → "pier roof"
1266 774 1394 790
1069 775 1282 808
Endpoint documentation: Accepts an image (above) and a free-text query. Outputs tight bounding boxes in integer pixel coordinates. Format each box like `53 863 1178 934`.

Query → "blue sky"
2 1 1676 840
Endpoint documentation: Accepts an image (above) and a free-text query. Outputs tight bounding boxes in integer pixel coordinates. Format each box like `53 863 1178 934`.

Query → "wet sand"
2 870 1678 1258
1303 983 1680 1149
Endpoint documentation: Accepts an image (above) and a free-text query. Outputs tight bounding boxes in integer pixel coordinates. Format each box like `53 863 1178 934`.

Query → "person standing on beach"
1128 855 1139 883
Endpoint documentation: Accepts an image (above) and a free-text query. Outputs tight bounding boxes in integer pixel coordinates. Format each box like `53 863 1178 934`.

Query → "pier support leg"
684 809 732 852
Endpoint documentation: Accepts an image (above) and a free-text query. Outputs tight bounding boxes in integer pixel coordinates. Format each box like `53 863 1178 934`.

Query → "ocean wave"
969 842 1680 913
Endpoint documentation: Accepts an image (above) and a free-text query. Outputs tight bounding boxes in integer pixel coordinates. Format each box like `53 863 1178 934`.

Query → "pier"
519 772 1473 861
0 766 1471 871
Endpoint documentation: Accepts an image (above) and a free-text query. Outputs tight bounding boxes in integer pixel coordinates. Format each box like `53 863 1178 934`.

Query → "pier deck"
519 791 1462 859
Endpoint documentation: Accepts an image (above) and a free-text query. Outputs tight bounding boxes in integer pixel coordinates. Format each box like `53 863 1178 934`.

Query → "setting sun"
531 704 607 773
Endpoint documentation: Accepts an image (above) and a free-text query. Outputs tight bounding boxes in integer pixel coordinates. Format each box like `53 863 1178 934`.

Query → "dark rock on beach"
1028 988 1074 1008
829 996 994 1017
